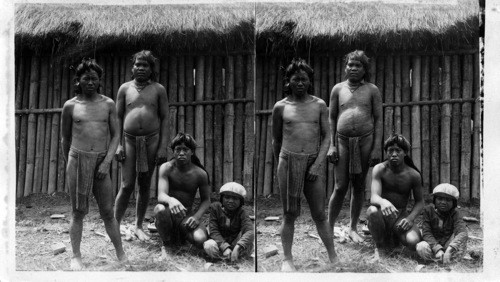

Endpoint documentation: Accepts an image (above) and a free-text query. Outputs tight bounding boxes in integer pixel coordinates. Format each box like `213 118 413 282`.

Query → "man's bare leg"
114 138 137 226
154 203 175 261
133 178 151 241
328 140 350 232
366 205 390 262
69 211 85 270
280 215 297 272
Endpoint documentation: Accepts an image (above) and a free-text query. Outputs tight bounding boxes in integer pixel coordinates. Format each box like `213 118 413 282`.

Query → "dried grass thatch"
15 3 255 57
256 0 479 55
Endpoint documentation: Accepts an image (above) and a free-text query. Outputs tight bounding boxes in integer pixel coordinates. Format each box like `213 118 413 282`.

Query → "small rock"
359 217 367 223
52 242 66 255
204 262 213 270
263 245 279 258
463 253 473 260
333 227 342 238
264 216 280 221
249 215 255 220
26 205 33 208
362 225 370 235
415 264 425 272
147 222 157 233
95 231 106 237
308 232 320 240
463 216 479 223
50 214 65 219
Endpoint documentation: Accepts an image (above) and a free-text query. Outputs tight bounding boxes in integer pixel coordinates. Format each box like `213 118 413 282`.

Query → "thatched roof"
15 3 255 57
256 0 480 55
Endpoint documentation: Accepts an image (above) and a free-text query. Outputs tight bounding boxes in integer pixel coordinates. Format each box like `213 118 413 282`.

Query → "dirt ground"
15 192 255 272
256 194 483 273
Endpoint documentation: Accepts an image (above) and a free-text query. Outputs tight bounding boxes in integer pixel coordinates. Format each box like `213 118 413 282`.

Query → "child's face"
435 195 454 213
222 194 241 211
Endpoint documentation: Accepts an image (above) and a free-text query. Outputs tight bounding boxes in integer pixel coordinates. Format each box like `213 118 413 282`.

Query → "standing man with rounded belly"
114 50 169 241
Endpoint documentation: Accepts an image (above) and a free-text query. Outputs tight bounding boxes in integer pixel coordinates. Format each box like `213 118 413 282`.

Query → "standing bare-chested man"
272 58 337 272
327 50 383 243
367 134 423 260
154 133 210 259
61 59 126 270
114 50 169 241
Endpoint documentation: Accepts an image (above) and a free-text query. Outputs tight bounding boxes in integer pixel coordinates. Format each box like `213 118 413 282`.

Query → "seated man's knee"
192 228 208 248
366 205 380 219
203 239 219 258
154 204 171 220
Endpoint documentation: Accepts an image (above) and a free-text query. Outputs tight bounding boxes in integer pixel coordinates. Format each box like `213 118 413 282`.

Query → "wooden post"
460 54 473 201
195 56 205 167
254 56 263 196
263 57 276 196
204 56 214 188
471 52 481 201
33 56 49 194
244 54 255 198
440 56 452 184
24 56 40 196
384 56 394 144
168 56 178 161
58 60 70 192
112 55 121 196
223 56 235 184
213 56 224 191
401 56 412 143
393 56 402 135
420 56 431 196
16 55 31 198
233 55 244 184
450 55 461 188
410 56 422 171
185 55 194 136
430 56 441 192
42 58 54 194
48 61 62 195
327 56 336 200
15 55 25 169
177 56 186 133
257 57 269 195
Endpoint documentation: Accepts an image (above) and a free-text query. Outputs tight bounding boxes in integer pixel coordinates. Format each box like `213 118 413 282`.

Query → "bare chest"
125 87 159 109
282 103 321 124
338 87 372 111
72 102 109 123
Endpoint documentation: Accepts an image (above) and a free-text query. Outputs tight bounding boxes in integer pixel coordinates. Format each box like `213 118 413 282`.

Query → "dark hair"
283 58 314 96
344 50 371 82
73 58 104 95
131 50 158 81
383 133 422 179
170 133 210 184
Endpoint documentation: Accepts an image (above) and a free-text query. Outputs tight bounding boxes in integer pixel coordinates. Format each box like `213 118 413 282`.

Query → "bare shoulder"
101 95 115 106
364 82 381 93
406 166 422 181
118 81 133 91
272 98 287 112
332 81 346 93
312 95 327 107
192 165 209 181
152 81 166 92
160 160 175 174
62 97 77 108
372 162 387 175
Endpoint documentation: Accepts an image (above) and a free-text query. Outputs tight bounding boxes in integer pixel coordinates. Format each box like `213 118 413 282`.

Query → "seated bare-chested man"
367 134 424 260
154 133 210 259
61 59 127 270
114 50 169 241
272 58 337 272
327 50 383 244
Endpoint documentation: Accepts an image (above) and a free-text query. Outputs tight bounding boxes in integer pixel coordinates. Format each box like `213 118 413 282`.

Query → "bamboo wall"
15 52 255 199
254 52 481 202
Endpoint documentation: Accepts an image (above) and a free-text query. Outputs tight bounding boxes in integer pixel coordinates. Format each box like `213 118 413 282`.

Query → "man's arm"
370 85 383 164
370 163 398 216
271 102 283 163
156 84 169 164
157 163 187 217
307 101 331 181
114 85 126 161
327 85 339 164
406 172 424 222
97 99 120 179
192 170 211 221
60 101 73 163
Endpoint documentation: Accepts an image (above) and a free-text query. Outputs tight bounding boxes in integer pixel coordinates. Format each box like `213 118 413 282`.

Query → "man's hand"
369 151 380 167
306 164 321 182
115 145 125 162
435 249 444 261
156 147 168 165
231 245 241 262
443 247 453 264
96 161 111 179
327 146 339 165
395 217 413 232
380 199 398 218
183 216 200 230
223 248 232 260
168 198 187 218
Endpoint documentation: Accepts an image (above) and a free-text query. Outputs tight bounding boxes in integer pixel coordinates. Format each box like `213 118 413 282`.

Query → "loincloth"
279 148 317 215
124 130 159 173
337 130 373 178
68 147 106 214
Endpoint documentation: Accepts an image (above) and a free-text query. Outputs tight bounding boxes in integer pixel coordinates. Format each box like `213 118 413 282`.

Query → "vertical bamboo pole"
430 56 441 192
59 60 70 192
168 56 178 161
177 56 186 134
112 54 121 196
263 57 276 196
383 56 394 145
327 56 335 200
48 60 62 195
23 56 40 196
393 56 402 134
376 56 385 175
102 55 117 196
320 56 329 196
233 55 244 184
244 54 255 198
336 55 343 84
223 56 235 184
17 55 31 198
450 55 461 188
420 56 431 195
254 56 263 196
410 56 422 171
471 52 481 201
440 56 452 184
213 56 224 191
185 56 194 136
401 56 411 143
460 54 473 201
15 56 25 170
42 58 54 194
195 56 205 167
204 56 214 188
365 55 378 199
272 58 283 195
257 57 269 195
313 55 321 98
33 56 49 194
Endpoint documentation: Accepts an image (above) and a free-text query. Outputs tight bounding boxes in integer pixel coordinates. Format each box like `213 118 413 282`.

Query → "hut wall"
15 52 255 199
254 52 481 202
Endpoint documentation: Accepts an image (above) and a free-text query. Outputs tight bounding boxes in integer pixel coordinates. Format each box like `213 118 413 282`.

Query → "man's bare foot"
117 251 128 263
328 254 340 265
131 226 150 241
348 228 364 243
159 246 171 262
370 248 387 263
70 257 84 271
281 259 297 272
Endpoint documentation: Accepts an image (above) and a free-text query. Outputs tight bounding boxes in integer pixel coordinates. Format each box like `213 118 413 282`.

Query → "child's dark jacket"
421 204 468 253
208 202 254 252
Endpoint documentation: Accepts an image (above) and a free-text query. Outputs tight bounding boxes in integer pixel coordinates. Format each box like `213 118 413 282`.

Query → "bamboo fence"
15 52 255 199
254 52 481 202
